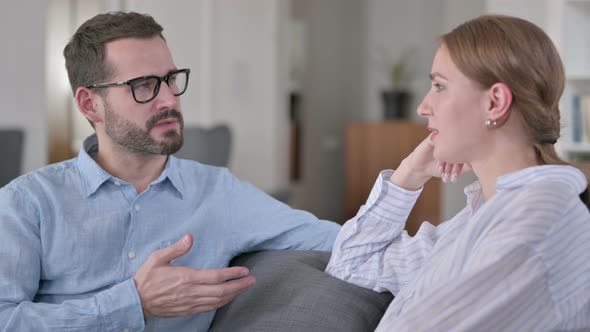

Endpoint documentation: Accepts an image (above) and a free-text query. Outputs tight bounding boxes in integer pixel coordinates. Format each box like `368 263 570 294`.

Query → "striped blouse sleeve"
325 170 441 294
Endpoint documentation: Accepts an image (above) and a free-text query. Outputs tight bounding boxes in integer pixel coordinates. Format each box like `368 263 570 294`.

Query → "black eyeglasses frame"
86 68 191 104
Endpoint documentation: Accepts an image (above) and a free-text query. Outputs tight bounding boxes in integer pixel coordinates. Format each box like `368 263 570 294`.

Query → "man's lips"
147 110 183 131
155 118 178 126
153 118 179 130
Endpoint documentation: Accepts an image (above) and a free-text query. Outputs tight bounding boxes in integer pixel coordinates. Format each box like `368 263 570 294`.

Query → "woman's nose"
416 94 432 118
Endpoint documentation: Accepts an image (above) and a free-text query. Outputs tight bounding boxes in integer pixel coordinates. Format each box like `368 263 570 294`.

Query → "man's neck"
94 143 168 194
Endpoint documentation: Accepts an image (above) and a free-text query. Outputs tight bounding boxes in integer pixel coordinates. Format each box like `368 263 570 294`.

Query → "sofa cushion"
209 250 393 332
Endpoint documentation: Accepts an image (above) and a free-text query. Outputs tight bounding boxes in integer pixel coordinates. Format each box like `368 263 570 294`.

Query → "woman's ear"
486 82 513 122
75 87 102 124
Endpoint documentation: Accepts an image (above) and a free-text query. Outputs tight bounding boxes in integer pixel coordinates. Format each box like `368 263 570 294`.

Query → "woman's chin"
433 149 464 165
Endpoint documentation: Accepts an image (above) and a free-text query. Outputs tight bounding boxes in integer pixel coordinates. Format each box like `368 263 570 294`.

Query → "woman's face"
417 44 489 164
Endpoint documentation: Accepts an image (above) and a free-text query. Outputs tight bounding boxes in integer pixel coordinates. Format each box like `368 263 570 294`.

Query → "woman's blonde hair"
442 15 565 165
442 15 590 206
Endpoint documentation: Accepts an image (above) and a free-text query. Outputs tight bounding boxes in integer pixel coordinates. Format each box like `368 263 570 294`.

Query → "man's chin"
151 128 179 140
157 134 183 154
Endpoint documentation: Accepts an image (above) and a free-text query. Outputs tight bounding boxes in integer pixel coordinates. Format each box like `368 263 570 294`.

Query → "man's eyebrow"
429 72 449 81
165 68 179 75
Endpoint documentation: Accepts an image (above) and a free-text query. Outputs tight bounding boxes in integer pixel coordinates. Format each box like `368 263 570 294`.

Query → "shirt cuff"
364 170 422 224
95 278 145 331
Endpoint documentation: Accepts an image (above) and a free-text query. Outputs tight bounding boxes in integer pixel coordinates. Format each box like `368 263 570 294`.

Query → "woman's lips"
427 126 439 140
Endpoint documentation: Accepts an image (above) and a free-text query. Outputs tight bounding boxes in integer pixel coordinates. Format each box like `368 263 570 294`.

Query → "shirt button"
114 181 121 186
128 251 136 259
134 204 140 211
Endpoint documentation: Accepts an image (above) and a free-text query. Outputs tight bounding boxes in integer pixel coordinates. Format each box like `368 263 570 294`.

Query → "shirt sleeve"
325 170 444 294
0 186 145 332
224 169 341 253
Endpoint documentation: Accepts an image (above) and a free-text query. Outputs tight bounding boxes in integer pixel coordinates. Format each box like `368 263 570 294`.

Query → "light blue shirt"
327 165 590 331
0 134 340 332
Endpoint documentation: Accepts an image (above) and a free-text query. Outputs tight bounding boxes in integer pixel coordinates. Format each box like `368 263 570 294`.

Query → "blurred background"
1 0 578 228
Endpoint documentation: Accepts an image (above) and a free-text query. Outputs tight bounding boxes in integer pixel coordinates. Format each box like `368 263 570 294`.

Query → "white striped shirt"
326 165 590 331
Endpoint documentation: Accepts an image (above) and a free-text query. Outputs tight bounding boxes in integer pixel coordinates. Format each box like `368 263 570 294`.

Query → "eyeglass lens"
131 70 188 103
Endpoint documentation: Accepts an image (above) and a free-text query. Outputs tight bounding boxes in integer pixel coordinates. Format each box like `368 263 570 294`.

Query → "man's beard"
103 102 184 155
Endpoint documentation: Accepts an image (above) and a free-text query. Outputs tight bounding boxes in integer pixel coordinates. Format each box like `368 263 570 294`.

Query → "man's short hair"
63 11 164 96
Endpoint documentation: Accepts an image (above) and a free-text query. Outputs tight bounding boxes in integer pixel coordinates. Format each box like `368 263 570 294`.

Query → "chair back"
0 129 24 187
174 125 231 167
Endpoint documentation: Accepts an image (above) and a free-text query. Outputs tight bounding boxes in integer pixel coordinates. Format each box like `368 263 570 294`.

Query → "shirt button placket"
127 203 140 268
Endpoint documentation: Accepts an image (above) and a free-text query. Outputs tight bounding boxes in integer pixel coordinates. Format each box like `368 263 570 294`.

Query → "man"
0 12 339 331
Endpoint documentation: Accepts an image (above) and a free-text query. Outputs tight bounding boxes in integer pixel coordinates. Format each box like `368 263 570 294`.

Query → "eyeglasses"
86 68 190 104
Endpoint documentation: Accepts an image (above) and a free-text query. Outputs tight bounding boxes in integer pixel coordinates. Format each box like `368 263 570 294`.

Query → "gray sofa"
209 250 394 331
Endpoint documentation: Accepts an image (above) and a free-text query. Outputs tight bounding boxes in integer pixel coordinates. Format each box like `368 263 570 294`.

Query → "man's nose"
154 81 179 109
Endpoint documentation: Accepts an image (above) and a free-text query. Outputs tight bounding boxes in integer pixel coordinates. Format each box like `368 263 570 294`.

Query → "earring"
485 119 497 129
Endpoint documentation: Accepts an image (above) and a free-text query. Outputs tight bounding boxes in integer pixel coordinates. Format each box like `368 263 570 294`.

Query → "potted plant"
379 48 414 120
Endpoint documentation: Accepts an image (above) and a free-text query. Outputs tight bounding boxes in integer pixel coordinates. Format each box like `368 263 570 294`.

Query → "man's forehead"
103 36 175 78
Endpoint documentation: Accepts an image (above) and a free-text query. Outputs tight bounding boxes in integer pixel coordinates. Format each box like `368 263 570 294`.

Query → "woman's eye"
433 83 444 92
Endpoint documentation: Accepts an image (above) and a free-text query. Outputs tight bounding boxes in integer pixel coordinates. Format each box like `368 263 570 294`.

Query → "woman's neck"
472 143 538 202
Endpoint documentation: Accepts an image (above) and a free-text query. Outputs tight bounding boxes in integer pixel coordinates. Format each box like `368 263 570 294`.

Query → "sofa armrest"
209 250 393 332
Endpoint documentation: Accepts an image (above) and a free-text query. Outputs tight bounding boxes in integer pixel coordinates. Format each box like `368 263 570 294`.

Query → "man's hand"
133 234 256 318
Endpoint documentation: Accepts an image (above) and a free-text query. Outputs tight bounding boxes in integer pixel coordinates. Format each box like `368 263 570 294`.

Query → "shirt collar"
76 133 185 198
463 165 587 212
77 134 112 197
158 155 185 198
495 165 587 193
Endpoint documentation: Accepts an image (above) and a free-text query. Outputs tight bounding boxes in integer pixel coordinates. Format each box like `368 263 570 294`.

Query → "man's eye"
136 82 150 90
134 80 154 92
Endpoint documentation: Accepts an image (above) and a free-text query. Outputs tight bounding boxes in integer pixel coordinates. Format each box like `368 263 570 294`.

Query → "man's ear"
75 87 102 124
486 82 513 122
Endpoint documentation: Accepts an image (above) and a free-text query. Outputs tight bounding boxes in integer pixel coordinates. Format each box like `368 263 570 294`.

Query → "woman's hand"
389 135 471 190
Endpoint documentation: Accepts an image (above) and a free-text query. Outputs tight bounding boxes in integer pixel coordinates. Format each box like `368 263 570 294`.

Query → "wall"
1 2 48 173
444 0 486 31
210 0 290 192
485 0 545 27
363 0 445 123
295 0 365 222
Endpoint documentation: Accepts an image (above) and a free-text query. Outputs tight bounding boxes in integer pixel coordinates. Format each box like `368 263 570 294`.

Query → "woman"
326 15 590 331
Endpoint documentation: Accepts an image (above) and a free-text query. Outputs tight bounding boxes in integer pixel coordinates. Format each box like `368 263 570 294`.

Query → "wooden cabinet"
344 121 441 236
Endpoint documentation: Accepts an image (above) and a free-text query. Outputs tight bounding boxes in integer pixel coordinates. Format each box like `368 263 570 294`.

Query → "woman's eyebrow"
429 72 449 81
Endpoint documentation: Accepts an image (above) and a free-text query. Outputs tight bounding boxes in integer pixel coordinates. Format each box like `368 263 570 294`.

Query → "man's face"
97 36 184 155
